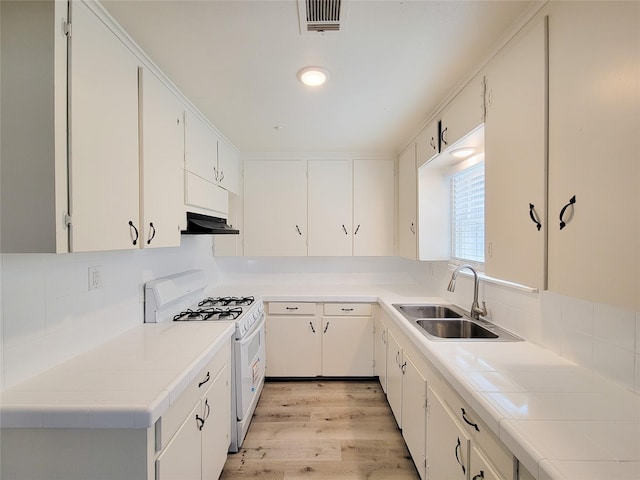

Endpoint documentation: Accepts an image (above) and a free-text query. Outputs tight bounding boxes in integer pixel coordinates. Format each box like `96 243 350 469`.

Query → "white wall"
0 236 219 390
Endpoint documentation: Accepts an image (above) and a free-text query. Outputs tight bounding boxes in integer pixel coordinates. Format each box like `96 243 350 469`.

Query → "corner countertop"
0 321 235 430
213 283 640 480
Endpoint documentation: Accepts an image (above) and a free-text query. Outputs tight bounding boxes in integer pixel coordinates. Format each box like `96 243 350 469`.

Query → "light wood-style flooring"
220 380 420 479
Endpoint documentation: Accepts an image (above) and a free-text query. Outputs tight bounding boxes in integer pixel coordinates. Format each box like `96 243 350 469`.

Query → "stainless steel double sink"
393 304 522 342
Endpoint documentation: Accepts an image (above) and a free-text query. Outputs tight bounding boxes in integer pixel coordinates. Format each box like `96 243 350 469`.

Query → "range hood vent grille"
298 0 348 34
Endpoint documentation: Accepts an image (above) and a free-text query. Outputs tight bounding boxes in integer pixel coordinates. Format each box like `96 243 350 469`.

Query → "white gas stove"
144 270 265 452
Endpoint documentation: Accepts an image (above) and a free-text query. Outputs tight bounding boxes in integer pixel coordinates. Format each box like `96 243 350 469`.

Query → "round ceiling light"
450 147 478 159
297 66 330 87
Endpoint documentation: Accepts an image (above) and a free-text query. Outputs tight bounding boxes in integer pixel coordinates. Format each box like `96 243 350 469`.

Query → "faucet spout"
447 264 487 320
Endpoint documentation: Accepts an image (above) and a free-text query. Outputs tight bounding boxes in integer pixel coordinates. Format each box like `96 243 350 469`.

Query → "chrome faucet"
447 264 487 320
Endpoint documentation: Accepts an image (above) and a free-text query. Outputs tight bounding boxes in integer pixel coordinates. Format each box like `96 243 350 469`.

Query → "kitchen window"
450 161 484 264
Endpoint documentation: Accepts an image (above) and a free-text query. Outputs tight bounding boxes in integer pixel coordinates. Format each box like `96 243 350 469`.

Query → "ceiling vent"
298 0 349 35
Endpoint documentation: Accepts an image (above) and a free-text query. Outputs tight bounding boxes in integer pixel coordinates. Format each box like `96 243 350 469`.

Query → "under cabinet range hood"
182 212 239 235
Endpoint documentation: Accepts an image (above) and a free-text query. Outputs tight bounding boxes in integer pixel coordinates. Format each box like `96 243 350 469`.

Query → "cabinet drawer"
268 302 317 315
323 303 372 316
157 341 230 451
438 382 513 479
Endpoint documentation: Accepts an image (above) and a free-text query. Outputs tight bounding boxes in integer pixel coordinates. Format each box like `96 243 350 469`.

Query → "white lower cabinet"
426 386 470 480
156 401 202 480
401 352 428 480
374 313 388 393
265 302 373 377
380 311 520 480
157 354 231 480
386 330 403 428
471 446 505 480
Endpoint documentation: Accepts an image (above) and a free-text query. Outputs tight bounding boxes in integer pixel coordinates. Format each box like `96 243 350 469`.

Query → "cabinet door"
69 1 140 252
184 110 217 183
426 386 470 480
308 160 353 256
201 365 231 480
440 73 485 151
265 316 320 377
547 1 640 310
470 446 505 480
416 119 440 167
386 330 403 428
139 68 184 248
321 316 373 376
398 144 418 259
484 17 547 289
217 141 240 195
401 352 427 480
374 314 388 393
156 401 202 480
353 159 395 256
244 160 308 256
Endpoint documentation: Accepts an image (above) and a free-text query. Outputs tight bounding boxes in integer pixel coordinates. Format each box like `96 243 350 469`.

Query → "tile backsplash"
0 236 219 390
2 247 638 395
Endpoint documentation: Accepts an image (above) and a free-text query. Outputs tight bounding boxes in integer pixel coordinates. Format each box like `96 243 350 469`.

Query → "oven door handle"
238 313 265 346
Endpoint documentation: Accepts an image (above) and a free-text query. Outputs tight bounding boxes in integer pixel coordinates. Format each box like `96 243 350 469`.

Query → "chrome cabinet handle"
147 222 156 244
559 195 576 230
529 203 542 231
309 321 316 333
461 408 480 432
128 221 139 246
455 437 466 475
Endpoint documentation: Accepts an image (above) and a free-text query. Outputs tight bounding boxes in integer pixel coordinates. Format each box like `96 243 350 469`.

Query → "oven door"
235 312 266 422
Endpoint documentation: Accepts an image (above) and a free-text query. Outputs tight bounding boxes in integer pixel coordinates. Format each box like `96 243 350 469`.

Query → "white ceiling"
102 0 536 154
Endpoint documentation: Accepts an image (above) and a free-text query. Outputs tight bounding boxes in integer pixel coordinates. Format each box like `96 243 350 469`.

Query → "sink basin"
391 303 522 342
417 319 498 339
394 304 463 319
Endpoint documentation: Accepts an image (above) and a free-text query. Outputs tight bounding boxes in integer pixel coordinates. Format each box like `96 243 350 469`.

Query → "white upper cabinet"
139 68 184 248
185 110 218 184
184 111 228 217
353 159 395 256
484 16 548 289
185 110 240 195
308 160 353 256
439 73 486 152
398 144 418 260
243 158 394 257
546 1 640 310
217 141 240 195
68 0 141 252
1 1 69 253
243 160 308 256
416 119 440 168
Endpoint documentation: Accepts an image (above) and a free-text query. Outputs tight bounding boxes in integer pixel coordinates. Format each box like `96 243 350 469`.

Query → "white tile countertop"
224 283 640 480
0 321 235 429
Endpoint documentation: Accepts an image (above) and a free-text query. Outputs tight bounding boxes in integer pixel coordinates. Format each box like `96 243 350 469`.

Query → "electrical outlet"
88 266 103 291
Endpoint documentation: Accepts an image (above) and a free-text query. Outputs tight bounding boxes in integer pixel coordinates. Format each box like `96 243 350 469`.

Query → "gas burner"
173 309 209 321
173 307 244 322
199 296 255 307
